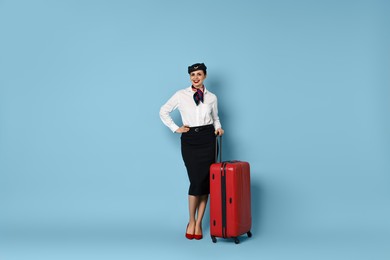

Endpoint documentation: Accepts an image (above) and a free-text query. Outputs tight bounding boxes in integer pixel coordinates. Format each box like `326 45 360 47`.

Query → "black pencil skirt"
181 124 216 196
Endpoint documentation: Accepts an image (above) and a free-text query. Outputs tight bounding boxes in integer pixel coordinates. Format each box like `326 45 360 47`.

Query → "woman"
159 63 224 240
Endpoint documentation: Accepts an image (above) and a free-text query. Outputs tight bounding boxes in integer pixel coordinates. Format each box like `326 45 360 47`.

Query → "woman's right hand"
176 125 190 133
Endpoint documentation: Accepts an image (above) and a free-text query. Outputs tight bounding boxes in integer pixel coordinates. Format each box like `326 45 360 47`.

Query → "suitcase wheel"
211 235 217 243
234 237 240 244
247 231 252 238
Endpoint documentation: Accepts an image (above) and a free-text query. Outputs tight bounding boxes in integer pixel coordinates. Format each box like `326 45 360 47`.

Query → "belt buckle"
195 128 199 132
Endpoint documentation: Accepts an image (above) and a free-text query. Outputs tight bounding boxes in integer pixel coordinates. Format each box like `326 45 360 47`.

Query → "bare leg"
195 194 208 236
187 195 198 234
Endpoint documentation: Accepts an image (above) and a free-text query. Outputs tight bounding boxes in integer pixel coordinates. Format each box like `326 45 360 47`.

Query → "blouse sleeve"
159 92 180 133
212 97 222 130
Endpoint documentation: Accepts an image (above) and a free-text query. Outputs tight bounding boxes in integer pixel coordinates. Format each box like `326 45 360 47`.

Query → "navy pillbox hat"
188 63 207 74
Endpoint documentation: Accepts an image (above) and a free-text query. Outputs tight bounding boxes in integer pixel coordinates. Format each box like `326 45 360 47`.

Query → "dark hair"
188 63 207 75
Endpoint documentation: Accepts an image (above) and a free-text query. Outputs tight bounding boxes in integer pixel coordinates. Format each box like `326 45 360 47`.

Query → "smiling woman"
190 68 206 89
1 0 389 258
159 63 224 240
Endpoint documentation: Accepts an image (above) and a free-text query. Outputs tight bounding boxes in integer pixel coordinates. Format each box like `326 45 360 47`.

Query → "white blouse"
160 86 222 133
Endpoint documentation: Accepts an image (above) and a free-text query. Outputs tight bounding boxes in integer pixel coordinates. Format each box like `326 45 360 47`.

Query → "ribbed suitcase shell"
210 161 252 243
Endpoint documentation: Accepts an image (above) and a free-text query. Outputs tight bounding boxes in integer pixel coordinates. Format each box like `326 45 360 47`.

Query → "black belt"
188 124 214 133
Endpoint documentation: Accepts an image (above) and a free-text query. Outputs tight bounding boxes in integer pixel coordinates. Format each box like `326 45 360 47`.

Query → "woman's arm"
212 97 224 136
160 93 181 133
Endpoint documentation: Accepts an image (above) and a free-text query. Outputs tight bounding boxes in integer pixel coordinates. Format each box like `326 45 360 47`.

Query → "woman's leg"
187 195 198 234
195 194 208 236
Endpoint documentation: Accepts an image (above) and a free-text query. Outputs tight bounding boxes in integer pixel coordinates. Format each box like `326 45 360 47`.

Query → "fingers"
176 126 190 133
181 125 190 133
215 128 224 136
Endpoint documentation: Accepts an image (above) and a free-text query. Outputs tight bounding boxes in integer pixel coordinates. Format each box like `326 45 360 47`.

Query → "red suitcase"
209 136 252 244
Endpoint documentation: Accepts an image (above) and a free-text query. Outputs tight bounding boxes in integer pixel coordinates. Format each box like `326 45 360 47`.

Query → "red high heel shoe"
194 226 203 240
193 234 203 240
185 224 194 240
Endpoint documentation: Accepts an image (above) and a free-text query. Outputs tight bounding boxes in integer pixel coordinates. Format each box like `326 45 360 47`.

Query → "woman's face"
190 70 206 89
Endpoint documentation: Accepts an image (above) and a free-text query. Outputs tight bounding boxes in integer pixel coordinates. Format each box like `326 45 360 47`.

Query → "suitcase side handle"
215 135 222 163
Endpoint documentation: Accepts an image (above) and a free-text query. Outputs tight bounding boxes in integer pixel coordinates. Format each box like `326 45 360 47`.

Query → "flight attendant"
160 63 224 240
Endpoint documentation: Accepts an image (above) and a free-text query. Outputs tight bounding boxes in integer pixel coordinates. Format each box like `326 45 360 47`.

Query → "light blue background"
1 0 389 259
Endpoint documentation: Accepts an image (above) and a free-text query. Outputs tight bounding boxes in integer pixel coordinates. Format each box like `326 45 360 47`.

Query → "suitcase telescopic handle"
215 135 222 163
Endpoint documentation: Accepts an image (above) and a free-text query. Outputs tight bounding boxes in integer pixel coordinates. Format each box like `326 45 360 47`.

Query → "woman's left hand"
215 128 224 136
